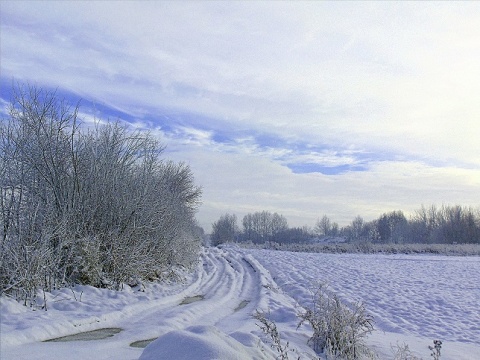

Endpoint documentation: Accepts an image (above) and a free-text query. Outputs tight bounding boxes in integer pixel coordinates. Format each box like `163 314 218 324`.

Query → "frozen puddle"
180 295 204 305
234 300 250 312
130 338 157 348
44 328 123 342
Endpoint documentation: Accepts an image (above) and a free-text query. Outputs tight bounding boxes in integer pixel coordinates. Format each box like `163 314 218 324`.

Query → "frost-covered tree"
315 215 331 237
0 84 202 302
271 212 288 239
210 213 238 246
376 210 408 244
240 211 288 243
343 216 366 242
408 205 480 244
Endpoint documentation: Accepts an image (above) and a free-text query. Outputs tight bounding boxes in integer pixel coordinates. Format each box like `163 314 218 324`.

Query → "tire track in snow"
115 247 262 346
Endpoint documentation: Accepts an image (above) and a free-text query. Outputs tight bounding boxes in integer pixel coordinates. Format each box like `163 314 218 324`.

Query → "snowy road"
1 247 315 359
1 246 479 359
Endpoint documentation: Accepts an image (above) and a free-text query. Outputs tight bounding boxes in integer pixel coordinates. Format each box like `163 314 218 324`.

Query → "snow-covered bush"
0 84 202 301
391 342 421 360
391 340 443 360
297 284 375 359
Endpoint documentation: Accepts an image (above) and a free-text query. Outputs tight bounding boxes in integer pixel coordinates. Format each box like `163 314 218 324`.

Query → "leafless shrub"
391 340 443 360
254 310 297 360
297 284 375 359
1 83 202 303
391 342 421 360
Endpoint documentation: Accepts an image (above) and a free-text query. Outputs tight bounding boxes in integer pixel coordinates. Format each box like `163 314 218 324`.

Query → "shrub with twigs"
297 284 375 359
391 342 421 360
254 310 297 360
0 84 202 305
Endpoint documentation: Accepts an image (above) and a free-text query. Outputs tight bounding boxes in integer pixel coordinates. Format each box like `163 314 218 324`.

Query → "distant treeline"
237 241 480 256
211 205 480 246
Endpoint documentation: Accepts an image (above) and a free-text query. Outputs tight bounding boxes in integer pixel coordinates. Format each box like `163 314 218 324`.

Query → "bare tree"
315 215 332 237
271 213 288 237
211 213 238 246
343 216 367 243
1 84 202 301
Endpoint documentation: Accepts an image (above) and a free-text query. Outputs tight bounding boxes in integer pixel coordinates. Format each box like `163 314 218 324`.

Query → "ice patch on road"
179 294 204 305
129 338 158 348
44 328 122 342
234 300 250 311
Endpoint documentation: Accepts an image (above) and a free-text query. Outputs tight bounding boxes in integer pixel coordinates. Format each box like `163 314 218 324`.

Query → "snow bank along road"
1 246 479 359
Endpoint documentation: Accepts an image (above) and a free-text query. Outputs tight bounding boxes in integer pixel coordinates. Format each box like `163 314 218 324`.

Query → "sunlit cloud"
1 1 480 230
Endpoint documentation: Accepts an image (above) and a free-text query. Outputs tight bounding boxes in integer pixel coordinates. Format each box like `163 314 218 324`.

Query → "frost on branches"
0 84 202 304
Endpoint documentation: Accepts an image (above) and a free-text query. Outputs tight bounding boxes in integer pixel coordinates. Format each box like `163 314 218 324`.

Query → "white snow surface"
1 246 479 360
241 247 480 359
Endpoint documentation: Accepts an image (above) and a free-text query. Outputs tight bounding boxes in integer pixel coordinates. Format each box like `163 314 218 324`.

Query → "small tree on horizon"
210 213 238 246
315 215 331 237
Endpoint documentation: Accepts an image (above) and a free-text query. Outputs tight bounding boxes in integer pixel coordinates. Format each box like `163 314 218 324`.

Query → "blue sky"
1 1 480 231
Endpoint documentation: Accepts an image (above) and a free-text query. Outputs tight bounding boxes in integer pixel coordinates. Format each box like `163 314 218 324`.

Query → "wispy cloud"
1 1 480 229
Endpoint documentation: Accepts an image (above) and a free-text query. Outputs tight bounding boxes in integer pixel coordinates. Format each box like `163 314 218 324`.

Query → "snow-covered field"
244 247 480 359
1 246 479 359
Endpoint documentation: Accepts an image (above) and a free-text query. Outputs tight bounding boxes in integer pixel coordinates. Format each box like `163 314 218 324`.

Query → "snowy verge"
139 325 265 360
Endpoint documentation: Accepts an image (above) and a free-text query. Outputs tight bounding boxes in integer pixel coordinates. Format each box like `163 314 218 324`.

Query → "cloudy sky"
1 1 480 231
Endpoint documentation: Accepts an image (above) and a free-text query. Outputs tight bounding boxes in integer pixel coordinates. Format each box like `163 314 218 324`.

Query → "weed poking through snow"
391 342 421 360
254 310 299 360
297 284 376 359
428 340 442 360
